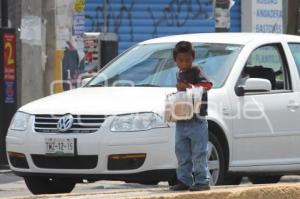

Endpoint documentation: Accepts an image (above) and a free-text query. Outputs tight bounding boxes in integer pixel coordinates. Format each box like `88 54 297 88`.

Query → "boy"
170 41 213 191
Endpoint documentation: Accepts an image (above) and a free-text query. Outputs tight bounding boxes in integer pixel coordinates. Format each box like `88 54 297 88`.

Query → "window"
288 43 300 78
241 44 290 91
88 43 242 88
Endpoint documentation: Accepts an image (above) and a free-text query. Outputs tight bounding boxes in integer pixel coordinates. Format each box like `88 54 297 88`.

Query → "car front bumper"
6 118 177 181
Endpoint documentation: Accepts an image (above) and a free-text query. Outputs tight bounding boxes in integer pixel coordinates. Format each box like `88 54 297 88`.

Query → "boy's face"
175 52 194 72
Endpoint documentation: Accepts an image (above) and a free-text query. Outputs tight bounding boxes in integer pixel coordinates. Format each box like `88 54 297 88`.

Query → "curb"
0 169 12 174
7 184 300 199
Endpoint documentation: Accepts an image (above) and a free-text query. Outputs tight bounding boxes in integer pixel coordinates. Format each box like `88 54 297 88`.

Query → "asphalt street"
1 171 300 199
0 172 171 199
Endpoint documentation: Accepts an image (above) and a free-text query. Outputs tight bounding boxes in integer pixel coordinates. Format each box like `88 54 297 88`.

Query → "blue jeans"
175 117 209 186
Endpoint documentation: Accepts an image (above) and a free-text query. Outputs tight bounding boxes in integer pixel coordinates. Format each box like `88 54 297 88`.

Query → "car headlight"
9 112 30 131
110 112 168 132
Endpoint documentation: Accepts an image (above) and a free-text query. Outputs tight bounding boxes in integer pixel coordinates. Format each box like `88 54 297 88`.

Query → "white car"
6 33 300 194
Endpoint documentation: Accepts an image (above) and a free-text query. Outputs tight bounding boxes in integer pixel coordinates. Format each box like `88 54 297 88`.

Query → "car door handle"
222 107 230 116
287 102 300 109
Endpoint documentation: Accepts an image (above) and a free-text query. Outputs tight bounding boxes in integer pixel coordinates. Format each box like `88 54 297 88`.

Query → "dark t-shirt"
177 66 211 116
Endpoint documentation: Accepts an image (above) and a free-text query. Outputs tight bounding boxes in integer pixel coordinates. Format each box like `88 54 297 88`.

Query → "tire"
168 174 177 186
208 133 226 186
24 176 76 195
248 176 281 184
223 174 243 185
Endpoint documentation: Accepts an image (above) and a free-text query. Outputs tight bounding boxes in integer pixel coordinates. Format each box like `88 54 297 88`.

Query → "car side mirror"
236 78 272 96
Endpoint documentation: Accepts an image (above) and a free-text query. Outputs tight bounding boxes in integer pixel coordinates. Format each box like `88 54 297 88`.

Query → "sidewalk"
6 184 300 199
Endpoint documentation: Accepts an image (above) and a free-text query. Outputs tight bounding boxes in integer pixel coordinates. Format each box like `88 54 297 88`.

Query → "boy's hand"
176 82 189 91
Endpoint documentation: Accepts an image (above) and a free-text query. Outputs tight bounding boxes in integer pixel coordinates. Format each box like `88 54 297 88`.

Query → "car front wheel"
208 133 225 186
24 176 76 195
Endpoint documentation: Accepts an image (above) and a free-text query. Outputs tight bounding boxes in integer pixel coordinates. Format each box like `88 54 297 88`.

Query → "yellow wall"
54 50 64 93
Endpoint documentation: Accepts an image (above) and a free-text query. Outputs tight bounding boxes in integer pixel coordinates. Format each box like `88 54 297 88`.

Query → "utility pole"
21 0 44 105
43 0 56 96
0 0 17 164
103 0 108 32
1 0 8 27
287 0 300 35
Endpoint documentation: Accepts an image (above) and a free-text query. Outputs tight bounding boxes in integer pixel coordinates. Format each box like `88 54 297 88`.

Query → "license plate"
45 138 75 156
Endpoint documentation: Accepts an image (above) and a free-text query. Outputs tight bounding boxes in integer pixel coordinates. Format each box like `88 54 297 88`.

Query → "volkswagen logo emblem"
57 114 74 132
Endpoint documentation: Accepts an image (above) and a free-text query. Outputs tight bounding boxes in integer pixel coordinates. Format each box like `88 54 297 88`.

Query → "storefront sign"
3 33 16 103
242 0 283 33
254 0 283 33
73 13 85 37
74 0 85 13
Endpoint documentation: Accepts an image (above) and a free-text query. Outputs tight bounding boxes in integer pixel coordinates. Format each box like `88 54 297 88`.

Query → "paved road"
1 172 300 199
0 172 171 199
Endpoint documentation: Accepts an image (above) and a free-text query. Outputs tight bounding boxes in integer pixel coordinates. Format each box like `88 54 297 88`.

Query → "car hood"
19 87 177 115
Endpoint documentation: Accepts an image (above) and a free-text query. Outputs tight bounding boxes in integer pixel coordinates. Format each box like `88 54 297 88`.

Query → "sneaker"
169 181 189 191
189 183 210 191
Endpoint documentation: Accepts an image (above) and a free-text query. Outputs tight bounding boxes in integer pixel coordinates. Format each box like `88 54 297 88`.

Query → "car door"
231 43 300 167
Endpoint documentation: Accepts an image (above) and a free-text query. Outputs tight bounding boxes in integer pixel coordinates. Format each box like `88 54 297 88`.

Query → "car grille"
31 155 98 169
34 114 106 133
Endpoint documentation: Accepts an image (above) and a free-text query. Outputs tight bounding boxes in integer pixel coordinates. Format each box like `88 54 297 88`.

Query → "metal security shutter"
85 0 241 53
230 0 241 32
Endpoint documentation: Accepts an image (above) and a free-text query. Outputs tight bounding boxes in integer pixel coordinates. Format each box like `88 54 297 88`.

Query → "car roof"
140 33 300 45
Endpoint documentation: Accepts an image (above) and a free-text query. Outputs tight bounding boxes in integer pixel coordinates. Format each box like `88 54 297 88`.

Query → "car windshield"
87 43 242 88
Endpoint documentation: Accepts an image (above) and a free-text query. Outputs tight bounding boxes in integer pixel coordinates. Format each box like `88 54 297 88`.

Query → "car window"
88 43 242 88
241 44 290 91
288 43 300 79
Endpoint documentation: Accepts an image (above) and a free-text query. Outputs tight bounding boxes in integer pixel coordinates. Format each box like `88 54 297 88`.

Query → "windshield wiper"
135 84 160 87
86 83 105 87
87 83 160 87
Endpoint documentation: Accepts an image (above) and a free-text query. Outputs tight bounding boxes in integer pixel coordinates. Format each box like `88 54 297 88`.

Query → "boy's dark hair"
173 41 195 60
